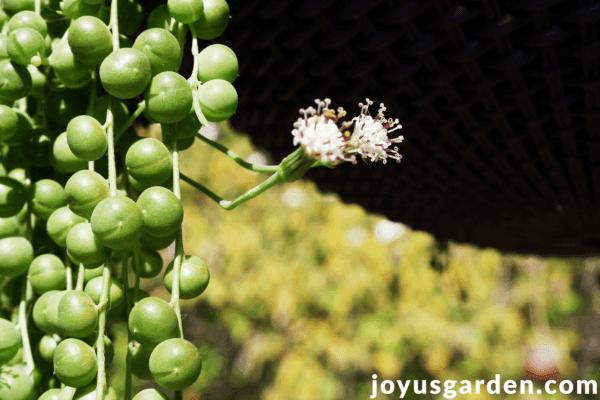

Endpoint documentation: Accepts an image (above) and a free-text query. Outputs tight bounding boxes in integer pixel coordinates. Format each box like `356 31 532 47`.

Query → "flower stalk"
180 171 282 210
183 99 403 210
195 132 279 173
277 147 315 183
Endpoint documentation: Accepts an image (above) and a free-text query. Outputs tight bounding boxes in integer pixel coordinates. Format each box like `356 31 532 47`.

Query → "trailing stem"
180 172 283 210
76 264 85 291
96 1 120 399
132 245 141 304
166 126 185 400
87 68 98 172
95 264 112 400
164 125 185 338
187 25 208 128
195 132 278 173
121 254 132 400
65 256 73 291
18 278 35 375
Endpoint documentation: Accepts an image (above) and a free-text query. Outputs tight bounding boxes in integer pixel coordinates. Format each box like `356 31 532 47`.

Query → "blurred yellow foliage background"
117 122 596 400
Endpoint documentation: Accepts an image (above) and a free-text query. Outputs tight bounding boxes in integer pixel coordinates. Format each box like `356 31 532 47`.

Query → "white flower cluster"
291 99 355 165
291 98 403 166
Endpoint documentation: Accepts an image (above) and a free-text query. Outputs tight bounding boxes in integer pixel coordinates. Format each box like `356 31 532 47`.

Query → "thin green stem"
121 255 132 400
65 258 73 291
168 129 184 338
25 166 34 240
115 101 146 142
172 138 181 199
189 26 200 81
21 169 37 374
195 132 279 173
176 23 187 66
132 245 141 304
124 343 133 400
187 25 209 128
34 0 41 15
171 169 184 400
95 263 112 400
171 20 187 70
18 278 35 375
171 229 184 338
87 68 98 172
179 172 223 205
25 201 34 240
86 68 98 117
106 98 117 197
191 88 209 127
121 256 130 312
110 0 120 51
180 171 283 210
63 246 73 291
96 1 119 398
76 263 85 291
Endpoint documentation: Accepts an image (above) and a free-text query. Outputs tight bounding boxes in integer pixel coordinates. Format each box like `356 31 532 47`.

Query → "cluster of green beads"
0 0 236 398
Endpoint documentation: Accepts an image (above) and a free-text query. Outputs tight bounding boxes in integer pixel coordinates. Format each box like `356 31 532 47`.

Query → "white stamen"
291 98 403 165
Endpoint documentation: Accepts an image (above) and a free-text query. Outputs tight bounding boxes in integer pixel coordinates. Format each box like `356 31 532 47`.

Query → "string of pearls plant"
0 0 403 399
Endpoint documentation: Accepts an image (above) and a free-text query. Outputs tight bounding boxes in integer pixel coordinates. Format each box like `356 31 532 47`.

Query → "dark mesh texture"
152 0 600 256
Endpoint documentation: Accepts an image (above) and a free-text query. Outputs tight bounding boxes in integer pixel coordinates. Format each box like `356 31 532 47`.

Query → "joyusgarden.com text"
370 374 597 398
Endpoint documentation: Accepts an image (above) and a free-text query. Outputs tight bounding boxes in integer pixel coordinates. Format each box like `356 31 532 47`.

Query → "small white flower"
346 99 404 164
291 99 356 165
290 98 403 166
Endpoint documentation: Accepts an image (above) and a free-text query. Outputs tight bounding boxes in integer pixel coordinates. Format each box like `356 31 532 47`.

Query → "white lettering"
430 380 441 395
521 380 534 394
577 380 597 394
459 380 471 394
370 374 378 399
397 380 411 399
381 380 394 395
476 380 485 394
503 380 517 394
487 374 501 394
560 380 573 394
546 380 557 395
444 381 456 399
413 380 426 395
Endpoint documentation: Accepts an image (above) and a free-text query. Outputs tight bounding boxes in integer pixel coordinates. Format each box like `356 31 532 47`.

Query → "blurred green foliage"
119 122 593 400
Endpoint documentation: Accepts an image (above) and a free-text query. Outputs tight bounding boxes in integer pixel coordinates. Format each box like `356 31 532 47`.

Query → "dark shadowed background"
162 0 600 257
